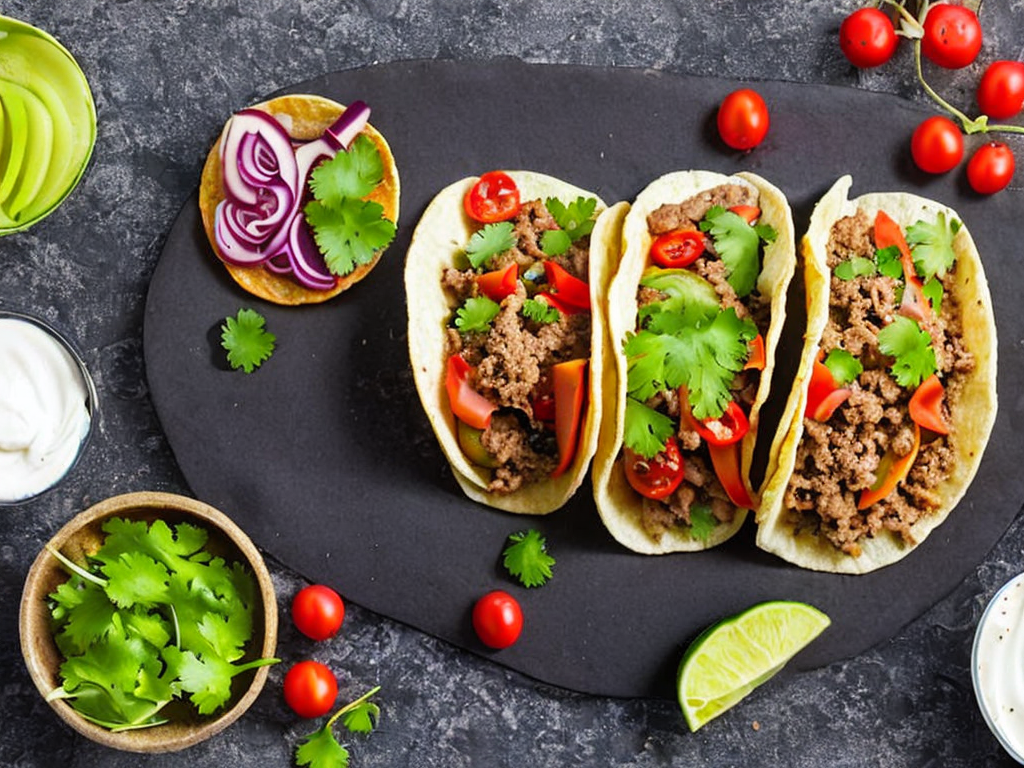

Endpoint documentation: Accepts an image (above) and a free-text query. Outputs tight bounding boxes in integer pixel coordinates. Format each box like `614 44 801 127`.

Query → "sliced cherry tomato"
839 7 898 69
717 88 770 151
728 205 761 224
908 373 950 435
744 334 766 371
464 171 521 223
805 356 851 422
977 61 1024 120
858 423 921 510
874 210 930 321
283 660 338 719
551 359 587 477
543 261 591 310
476 263 519 302
291 584 345 641
921 3 982 70
623 437 685 500
967 142 1015 195
707 442 754 509
446 354 497 430
690 400 750 447
650 229 705 268
472 590 523 649
910 115 964 174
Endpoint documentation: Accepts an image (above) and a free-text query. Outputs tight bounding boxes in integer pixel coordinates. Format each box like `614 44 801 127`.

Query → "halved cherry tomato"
744 334 766 371
728 205 761 224
551 359 587 477
543 261 591 310
858 423 921 509
650 229 705 268
921 3 982 70
690 400 750 447
967 142 1015 195
291 584 345 641
717 88 770 150
623 437 685 500
805 356 850 422
908 373 950 435
472 590 523 649
874 210 930 321
910 115 964 175
464 171 521 223
476 263 518 302
977 61 1024 120
839 7 899 69
283 660 338 719
707 442 755 509
446 354 497 430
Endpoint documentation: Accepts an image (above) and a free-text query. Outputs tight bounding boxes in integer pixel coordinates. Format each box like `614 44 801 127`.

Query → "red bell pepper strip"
689 400 750 447
728 204 761 224
649 229 705 269
476 263 518 302
543 261 591 311
805 355 851 422
445 354 498 431
535 291 586 316
551 359 588 477
857 423 921 510
908 373 950 435
744 333 766 371
707 442 755 509
874 210 930 322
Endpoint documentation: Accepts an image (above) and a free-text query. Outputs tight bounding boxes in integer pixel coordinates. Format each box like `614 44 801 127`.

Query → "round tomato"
472 590 523 649
921 3 982 69
967 142 1015 194
623 437 685 500
910 115 964 174
839 7 898 69
291 584 346 641
977 61 1024 120
464 171 521 223
717 89 770 151
283 660 338 719
691 401 750 447
650 229 705 268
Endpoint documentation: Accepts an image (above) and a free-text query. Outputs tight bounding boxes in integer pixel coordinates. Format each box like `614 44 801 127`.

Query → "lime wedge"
677 600 830 731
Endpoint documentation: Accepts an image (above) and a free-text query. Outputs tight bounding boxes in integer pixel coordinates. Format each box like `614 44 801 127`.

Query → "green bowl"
0 15 96 234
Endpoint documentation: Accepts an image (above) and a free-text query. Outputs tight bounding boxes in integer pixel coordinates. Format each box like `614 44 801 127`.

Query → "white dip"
974 573 1024 763
0 317 92 502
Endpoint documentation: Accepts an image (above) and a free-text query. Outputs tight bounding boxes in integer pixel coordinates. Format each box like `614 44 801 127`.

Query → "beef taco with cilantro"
756 175 997 574
406 170 627 514
591 171 796 553
199 94 400 305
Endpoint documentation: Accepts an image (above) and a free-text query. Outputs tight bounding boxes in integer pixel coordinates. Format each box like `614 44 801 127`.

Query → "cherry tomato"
690 401 750 447
623 436 685 500
717 89 770 151
464 171 521 223
921 3 982 69
967 142 1015 195
910 115 963 174
283 660 338 719
472 590 523 649
650 229 705 268
291 584 346 641
977 61 1024 120
839 7 898 69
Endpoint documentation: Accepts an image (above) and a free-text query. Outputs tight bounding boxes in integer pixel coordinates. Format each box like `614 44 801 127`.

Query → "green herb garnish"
221 308 276 373
823 348 863 386
688 505 717 542
540 196 598 256
907 212 960 280
521 297 560 324
833 256 876 281
466 221 516 270
455 296 501 333
502 529 556 588
698 205 776 297
623 397 677 460
877 315 937 388
295 686 381 768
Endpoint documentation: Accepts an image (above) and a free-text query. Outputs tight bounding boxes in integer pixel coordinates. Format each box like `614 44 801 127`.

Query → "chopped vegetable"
623 437 685 500
858 423 922 509
454 296 501 333
698 206 773 297
874 210 931 321
823 348 862 386
540 196 598 256
305 198 396 278
295 686 381 768
221 308 276 373
543 261 590 311
649 229 706 269
476 263 518 302
744 334 766 371
521 298 560 324
805 355 850 422
551 358 587 477
686 399 750 447
502 529 556 587
707 441 754 509
445 354 497 430
906 212 960 280
464 171 521 223
908 373 950 435
465 221 516 269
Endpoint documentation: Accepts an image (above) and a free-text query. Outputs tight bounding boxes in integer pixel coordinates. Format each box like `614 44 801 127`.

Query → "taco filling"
784 207 974 556
620 183 777 541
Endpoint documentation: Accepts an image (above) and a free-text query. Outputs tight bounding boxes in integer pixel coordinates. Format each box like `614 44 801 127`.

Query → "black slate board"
143 59 1024 700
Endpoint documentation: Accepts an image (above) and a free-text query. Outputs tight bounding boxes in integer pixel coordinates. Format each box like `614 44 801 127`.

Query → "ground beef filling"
784 209 975 556
629 184 769 539
443 199 591 494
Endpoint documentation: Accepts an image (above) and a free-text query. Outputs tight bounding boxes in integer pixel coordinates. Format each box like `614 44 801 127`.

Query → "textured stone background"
2 1 1023 766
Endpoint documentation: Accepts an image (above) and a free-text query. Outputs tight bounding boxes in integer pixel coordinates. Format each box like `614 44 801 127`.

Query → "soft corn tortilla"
199 94 400 305
406 171 619 514
756 175 998 574
591 171 797 554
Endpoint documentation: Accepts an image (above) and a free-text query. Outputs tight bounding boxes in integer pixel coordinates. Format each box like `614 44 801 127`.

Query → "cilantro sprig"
295 686 381 768
878 315 937 388
521 297 560 324
222 308 276 373
502 530 555 588
907 212 960 280
540 196 598 256
455 296 500 333
466 221 516 270
698 205 776 297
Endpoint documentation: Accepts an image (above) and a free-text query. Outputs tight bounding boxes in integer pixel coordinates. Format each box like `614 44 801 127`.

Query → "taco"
406 170 626 514
756 175 997 574
199 94 400 305
592 171 796 554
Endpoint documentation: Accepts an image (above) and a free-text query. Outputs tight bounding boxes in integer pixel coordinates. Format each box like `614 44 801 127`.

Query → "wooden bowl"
19 491 278 752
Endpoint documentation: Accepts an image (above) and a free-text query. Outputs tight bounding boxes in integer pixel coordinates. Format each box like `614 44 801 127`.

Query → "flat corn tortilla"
591 171 796 554
755 175 998 574
406 171 617 514
198 93 400 305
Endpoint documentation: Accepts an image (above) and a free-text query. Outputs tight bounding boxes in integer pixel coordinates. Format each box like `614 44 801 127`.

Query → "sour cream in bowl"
0 311 96 504
973 572 1024 764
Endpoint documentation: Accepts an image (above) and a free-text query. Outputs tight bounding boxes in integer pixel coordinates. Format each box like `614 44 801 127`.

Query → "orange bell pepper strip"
707 442 755 509
445 354 497 430
874 210 929 322
551 359 588 477
857 423 921 510
743 333 766 371
543 261 591 311
476 263 518 302
908 373 950 435
728 204 761 224
805 355 851 421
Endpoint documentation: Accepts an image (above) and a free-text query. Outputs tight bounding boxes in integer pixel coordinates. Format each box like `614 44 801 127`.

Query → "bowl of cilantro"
19 491 279 752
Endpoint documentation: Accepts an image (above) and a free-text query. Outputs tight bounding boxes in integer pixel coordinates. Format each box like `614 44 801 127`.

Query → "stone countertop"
1 1 1022 766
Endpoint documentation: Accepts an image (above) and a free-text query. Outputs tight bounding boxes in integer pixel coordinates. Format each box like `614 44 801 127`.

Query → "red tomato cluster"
282 584 347 719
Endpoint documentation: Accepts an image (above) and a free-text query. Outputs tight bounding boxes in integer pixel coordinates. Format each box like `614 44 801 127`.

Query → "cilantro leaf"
455 296 500 333
823 348 863 386
305 198 396 277
834 257 875 281
342 700 381 734
688 505 716 542
922 276 944 313
540 229 572 256
50 579 118 656
541 196 598 257
502 530 556 588
101 552 170 609
296 727 349 768
521 298 560 324
875 245 904 279
877 315 937 388
465 221 516 269
907 212 960 280
623 396 676 458
699 206 772 297
308 135 384 204
221 308 276 374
